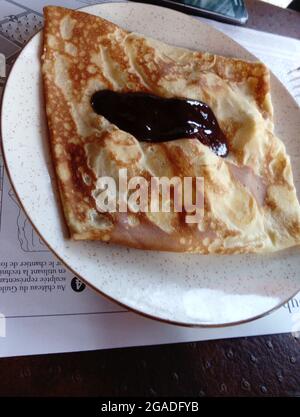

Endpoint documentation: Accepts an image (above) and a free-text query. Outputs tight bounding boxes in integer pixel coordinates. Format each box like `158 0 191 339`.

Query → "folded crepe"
41 5 300 253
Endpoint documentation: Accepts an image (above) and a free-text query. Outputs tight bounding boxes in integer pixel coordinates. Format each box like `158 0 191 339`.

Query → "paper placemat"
0 0 300 358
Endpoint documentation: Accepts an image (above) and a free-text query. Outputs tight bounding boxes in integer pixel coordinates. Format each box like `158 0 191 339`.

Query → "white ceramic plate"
2 2 300 327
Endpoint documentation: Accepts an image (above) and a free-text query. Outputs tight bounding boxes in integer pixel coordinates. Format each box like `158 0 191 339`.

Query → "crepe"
41 5 300 254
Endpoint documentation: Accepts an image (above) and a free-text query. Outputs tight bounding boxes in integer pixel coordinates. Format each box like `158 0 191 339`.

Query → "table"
1 0 300 397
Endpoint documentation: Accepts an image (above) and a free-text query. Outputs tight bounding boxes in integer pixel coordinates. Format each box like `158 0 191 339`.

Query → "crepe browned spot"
41 5 300 253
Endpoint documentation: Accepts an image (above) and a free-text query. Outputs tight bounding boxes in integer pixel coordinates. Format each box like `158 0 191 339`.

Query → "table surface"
0 0 300 397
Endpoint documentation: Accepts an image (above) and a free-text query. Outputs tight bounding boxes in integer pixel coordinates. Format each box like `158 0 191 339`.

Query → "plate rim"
1 1 299 328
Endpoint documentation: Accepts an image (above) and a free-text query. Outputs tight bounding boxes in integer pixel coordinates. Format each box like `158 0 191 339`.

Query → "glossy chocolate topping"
91 90 228 156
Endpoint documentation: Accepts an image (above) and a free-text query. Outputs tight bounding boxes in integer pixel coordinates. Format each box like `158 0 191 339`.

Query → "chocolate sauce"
91 90 228 157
